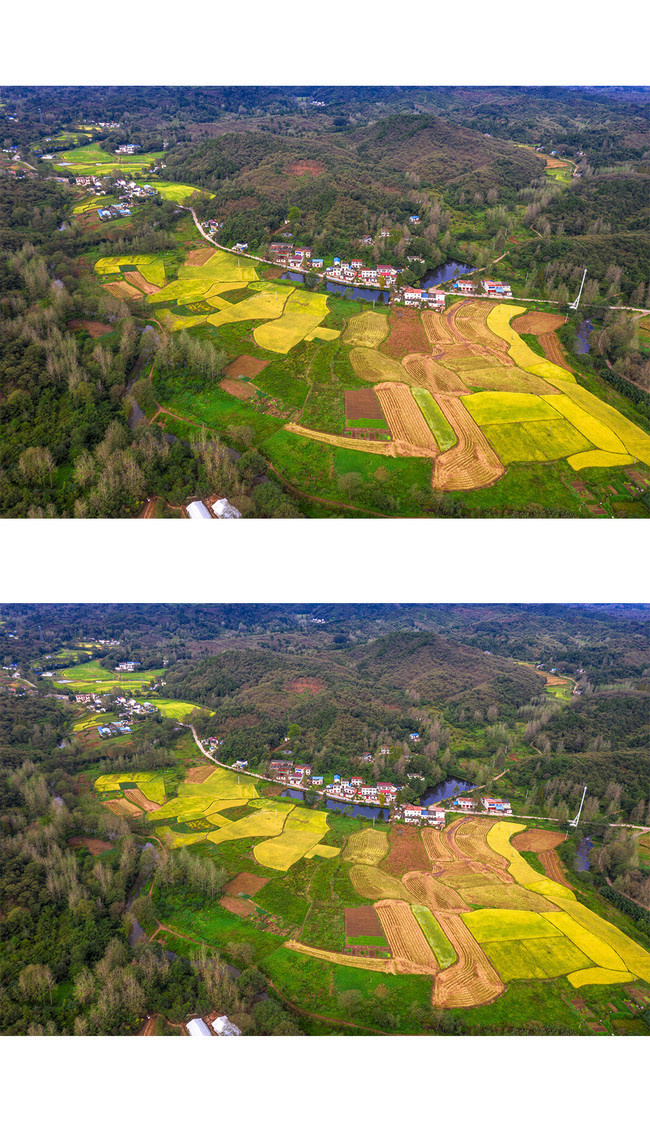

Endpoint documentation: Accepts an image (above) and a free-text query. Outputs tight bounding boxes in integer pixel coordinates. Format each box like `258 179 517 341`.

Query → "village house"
453 795 476 812
115 661 138 672
380 746 390 757
296 765 311 777
311 774 324 786
453 279 476 294
350 776 363 787
482 797 512 816
311 257 324 269
482 279 512 298
380 229 390 238
233 760 248 770
377 265 398 280
212 1015 242 1037
295 247 311 260
115 143 140 155
377 782 398 802
409 214 420 224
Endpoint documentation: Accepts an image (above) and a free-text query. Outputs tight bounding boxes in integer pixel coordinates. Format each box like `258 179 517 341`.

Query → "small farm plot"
207 802 291 847
349 864 415 903
380 309 430 358
344 388 388 427
94 771 166 804
253 807 330 871
376 900 439 972
342 311 389 347
95 254 166 288
342 828 390 866
344 906 386 940
452 301 510 351
462 908 566 943
486 305 571 383
568 451 634 471
464 391 563 426
381 826 431 877
421 827 455 863
421 309 454 345
376 383 438 453
545 898 650 981
402 871 470 913
542 394 629 454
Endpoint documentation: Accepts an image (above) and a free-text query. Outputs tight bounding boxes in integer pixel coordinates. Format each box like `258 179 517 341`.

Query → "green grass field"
412 905 457 968
52 659 164 693
53 142 165 177
412 388 457 451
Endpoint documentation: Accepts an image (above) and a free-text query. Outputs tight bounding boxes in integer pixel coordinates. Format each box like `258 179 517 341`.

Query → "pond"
280 270 391 304
575 835 592 871
419 261 475 289
576 320 593 354
419 778 475 806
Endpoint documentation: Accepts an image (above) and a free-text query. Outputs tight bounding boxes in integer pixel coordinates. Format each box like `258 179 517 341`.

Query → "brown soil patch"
68 836 113 855
511 312 566 335
432 912 504 1008
539 331 573 372
381 826 430 877
220 377 258 400
403 870 470 913
103 280 142 300
224 871 269 897
381 309 430 359
187 248 216 265
286 159 325 178
286 676 325 695
376 382 438 455
345 905 385 938
344 388 385 421
432 395 505 491
512 830 565 852
68 319 113 339
103 797 142 817
123 270 160 295
225 355 269 380
376 899 439 973
186 765 216 783
285 940 395 974
123 787 161 813
219 895 258 917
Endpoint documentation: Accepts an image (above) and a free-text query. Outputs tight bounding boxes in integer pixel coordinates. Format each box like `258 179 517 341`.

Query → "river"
576 320 593 354
575 835 592 871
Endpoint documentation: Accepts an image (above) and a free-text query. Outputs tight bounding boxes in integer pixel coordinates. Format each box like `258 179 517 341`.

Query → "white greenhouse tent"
212 498 241 519
212 1015 242 1036
186 1018 212 1037
186 500 212 520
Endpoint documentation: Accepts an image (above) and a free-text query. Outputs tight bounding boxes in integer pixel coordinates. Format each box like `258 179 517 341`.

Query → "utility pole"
569 268 587 312
569 786 587 829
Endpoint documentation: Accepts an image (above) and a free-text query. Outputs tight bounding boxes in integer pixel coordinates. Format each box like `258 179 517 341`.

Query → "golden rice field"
348 864 415 903
349 347 415 386
567 968 634 988
342 828 390 865
421 309 454 345
253 807 330 871
207 802 291 847
376 383 438 453
253 291 329 354
375 899 439 972
342 311 389 347
543 393 628 453
568 450 634 471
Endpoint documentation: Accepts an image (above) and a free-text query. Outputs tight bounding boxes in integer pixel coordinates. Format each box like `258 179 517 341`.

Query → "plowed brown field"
219 895 257 917
540 331 574 373
344 906 385 938
103 280 141 299
422 827 455 863
186 765 216 783
220 378 257 400
376 383 438 454
124 270 160 295
124 788 160 812
375 899 439 972
511 830 566 852
512 312 566 335
68 319 113 339
380 309 429 358
431 913 504 1008
403 870 470 913
187 248 216 265
68 836 113 855
225 355 269 380
224 872 269 896
381 826 430 877
422 310 454 345
432 396 505 490
103 797 142 816
403 353 468 395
